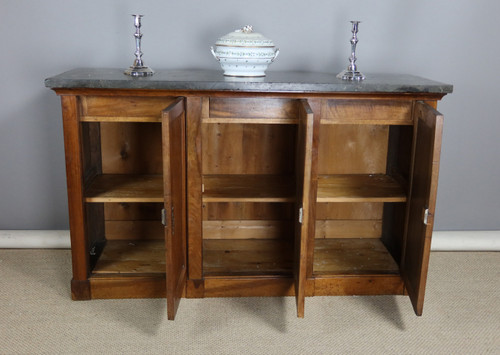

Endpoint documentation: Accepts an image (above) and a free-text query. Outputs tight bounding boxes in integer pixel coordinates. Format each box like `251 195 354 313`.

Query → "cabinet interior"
201 98 299 277
313 121 414 276
81 117 166 277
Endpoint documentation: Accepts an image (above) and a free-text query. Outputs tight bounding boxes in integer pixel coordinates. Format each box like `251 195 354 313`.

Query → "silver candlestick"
337 21 365 81
124 14 154 77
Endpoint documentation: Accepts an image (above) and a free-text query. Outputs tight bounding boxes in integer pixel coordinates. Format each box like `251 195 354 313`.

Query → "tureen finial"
237 25 253 33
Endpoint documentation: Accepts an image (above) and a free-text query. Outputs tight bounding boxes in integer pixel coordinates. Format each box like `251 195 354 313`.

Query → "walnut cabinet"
46 69 452 320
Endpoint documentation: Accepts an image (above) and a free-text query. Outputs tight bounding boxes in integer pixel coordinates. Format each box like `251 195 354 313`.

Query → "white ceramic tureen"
211 25 279 77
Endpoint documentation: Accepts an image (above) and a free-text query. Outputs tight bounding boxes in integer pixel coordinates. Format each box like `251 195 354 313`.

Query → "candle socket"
337 21 365 81
124 14 154 77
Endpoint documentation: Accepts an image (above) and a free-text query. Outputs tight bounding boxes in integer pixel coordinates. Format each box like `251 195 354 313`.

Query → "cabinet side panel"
61 95 89 282
81 122 102 185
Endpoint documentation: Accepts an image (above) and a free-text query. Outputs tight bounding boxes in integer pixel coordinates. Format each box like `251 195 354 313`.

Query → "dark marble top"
45 68 453 94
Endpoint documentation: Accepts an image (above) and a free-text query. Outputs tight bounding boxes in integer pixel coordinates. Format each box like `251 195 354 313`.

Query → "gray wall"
1 0 499 231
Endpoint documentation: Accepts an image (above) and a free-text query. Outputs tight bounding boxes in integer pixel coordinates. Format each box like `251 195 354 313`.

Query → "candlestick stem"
124 14 154 77
337 21 365 81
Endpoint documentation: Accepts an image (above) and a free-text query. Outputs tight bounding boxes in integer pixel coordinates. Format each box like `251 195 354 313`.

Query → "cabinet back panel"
318 125 389 174
202 124 295 174
316 202 383 220
100 122 162 174
315 203 384 239
204 202 293 220
203 202 293 240
104 202 163 220
203 220 293 240
315 220 382 238
105 221 163 240
103 203 163 240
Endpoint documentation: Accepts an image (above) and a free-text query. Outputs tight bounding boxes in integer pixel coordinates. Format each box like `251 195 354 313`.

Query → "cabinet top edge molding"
45 68 453 94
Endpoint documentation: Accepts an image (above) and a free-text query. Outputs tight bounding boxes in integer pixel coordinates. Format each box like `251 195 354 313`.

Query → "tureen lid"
215 25 275 47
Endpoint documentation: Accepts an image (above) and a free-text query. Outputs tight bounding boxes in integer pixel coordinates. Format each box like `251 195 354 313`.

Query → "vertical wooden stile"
186 97 204 294
61 95 91 300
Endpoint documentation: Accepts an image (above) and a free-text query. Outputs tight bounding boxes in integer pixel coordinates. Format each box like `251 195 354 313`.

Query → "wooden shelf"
317 174 407 202
203 175 295 202
203 239 293 277
313 238 399 275
93 240 165 275
85 174 163 203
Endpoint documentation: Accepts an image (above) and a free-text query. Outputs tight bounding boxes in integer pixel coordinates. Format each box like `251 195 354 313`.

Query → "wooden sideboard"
46 69 452 320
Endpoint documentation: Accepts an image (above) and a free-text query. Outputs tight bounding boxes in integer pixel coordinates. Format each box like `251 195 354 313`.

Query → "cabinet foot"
71 279 91 300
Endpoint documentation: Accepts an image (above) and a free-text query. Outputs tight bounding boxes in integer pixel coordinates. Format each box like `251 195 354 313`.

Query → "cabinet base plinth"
203 277 295 298
89 275 166 299
313 275 405 296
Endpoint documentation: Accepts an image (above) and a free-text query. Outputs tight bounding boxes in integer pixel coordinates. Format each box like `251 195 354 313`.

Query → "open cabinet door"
294 100 314 318
403 101 444 316
162 98 187 320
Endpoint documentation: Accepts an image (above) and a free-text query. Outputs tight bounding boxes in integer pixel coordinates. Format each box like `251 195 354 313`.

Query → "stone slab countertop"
45 68 453 94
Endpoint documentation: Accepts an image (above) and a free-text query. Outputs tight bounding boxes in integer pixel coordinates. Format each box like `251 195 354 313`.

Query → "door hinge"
161 208 167 226
299 207 303 224
423 208 430 225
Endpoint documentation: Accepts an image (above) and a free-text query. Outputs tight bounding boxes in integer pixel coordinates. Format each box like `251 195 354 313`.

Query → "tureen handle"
210 46 220 62
271 48 280 63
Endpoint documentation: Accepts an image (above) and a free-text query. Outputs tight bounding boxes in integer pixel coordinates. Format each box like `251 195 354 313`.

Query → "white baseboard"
0 230 499 251
430 231 500 251
0 230 70 249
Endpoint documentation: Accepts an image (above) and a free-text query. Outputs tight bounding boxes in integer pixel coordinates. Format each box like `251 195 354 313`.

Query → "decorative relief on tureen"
215 50 275 58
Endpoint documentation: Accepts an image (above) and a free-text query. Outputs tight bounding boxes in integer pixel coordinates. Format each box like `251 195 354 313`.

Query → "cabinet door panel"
162 98 187 320
294 100 314 317
403 101 443 316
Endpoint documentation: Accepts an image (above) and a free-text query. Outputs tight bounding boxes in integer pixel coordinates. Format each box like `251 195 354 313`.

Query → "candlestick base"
124 65 155 77
337 69 365 81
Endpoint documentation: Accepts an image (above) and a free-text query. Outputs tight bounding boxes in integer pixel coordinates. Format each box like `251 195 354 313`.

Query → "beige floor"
0 250 498 354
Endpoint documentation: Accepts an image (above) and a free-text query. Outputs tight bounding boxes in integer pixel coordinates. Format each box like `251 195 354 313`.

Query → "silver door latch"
161 208 167 226
423 208 430 225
